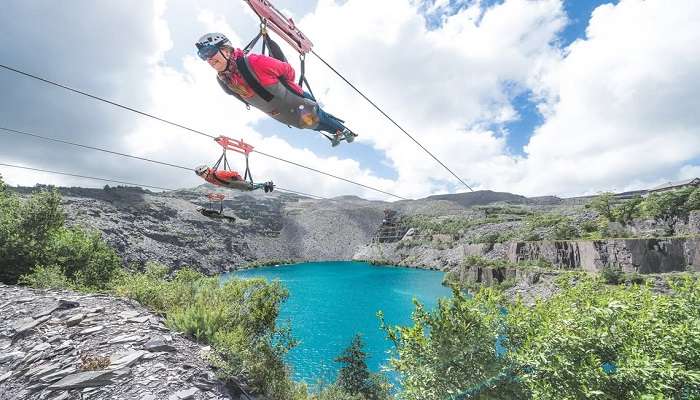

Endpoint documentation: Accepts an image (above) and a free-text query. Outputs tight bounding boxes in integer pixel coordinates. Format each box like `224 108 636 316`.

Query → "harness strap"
235 56 274 102
243 155 254 184
244 31 263 54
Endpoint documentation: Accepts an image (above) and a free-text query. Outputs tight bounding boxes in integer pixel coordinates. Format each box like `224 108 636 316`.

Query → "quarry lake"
222 261 452 384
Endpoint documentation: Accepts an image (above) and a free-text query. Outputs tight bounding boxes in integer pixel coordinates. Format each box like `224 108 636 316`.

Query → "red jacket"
223 49 304 98
203 169 242 187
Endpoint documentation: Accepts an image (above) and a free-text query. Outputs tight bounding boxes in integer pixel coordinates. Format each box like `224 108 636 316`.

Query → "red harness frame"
244 0 313 54
212 135 255 183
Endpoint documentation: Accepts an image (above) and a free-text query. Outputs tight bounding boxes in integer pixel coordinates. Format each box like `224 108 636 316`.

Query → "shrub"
45 227 122 291
114 267 298 400
19 264 71 289
385 276 700 399
0 188 65 284
551 220 579 240
588 193 615 221
0 184 120 291
601 266 624 285
335 334 390 400
381 288 525 400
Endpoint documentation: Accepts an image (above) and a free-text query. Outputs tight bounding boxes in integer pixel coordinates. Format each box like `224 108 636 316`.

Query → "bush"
46 227 122 291
19 265 71 289
1 184 121 291
551 220 578 240
381 289 525 400
335 334 390 400
601 266 624 285
385 276 700 399
0 187 65 284
114 266 298 400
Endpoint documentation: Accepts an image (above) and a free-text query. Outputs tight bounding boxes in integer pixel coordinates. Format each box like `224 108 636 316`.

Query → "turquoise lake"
222 261 452 384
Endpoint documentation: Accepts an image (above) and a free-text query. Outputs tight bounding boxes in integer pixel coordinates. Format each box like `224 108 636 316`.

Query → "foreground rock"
0 283 233 400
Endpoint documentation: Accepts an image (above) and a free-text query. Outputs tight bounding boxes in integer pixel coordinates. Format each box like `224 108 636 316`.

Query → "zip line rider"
195 33 357 147
194 165 274 193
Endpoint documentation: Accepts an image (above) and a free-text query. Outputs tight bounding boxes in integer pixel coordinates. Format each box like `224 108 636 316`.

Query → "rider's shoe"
341 128 357 143
331 131 342 147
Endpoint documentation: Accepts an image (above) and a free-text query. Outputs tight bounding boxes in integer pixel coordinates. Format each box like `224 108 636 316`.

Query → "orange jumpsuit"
201 168 253 191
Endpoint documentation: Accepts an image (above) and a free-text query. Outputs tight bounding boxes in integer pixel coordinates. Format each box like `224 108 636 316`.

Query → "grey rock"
34 299 80 319
126 316 149 323
108 350 146 369
40 366 77 383
26 362 61 378
47 370 116 390
0 337 11 350
169 387 199 400
0 350 26 364
13 315 51 336
15 297 34 303
108 334 144 344
144 338 176 353
78 325 104 335
118 310 140 319
31 342 52 352
0 370 11 383
65 313 85 327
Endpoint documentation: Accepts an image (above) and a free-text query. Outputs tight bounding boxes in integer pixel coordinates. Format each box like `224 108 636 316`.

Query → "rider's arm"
249 54 304 95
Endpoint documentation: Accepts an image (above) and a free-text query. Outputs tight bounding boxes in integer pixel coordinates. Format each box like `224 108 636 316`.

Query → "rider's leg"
302 92 347 135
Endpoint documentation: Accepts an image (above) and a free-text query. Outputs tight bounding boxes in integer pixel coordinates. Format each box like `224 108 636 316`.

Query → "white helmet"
196 33 230 50
194 165 209 176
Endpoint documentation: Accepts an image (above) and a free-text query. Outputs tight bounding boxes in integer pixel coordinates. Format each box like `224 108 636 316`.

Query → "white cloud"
4 0 700 201
519 0 700 195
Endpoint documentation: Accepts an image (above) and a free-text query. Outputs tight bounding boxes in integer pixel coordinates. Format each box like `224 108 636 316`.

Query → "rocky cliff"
0 283 233 400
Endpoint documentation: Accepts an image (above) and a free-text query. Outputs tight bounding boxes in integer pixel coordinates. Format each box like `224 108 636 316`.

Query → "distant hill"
421 190 531 208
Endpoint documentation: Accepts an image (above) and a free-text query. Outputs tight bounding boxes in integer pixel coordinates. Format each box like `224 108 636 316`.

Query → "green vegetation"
589 187 700 236
384 276 700 399
333 334 390 400
0 179 121 290
112 265 301 400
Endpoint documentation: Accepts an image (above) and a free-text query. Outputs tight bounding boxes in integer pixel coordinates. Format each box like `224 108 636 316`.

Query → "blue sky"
1 0 698 199
247 0 621 177
502 0 618 156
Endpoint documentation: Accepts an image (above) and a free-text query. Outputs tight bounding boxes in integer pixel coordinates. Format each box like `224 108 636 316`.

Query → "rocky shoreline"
0 284 235 400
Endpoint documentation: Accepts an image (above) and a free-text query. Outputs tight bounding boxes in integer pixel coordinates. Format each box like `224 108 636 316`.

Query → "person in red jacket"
195 33 357 147
194 165 274 192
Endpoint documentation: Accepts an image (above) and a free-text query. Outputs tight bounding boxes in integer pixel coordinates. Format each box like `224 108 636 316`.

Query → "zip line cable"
310 50 474 192
0 162 327 200
0 163 174 191
0 126 329 200
0 127 191 171
0 63 408 200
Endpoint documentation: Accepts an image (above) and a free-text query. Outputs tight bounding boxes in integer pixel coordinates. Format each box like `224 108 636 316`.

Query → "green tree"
0 188 65 283
685 187 700 212
589 193 615 221
381 289 525 400
385 276 700 399
611 196 643 224
334 334 390 400
640 188 694 223
336 335 372 397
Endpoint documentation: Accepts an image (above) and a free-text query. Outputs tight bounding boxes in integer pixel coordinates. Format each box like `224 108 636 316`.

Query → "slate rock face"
0 283 233 400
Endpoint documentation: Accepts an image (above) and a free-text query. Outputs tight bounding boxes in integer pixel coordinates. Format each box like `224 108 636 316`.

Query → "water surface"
222 261 451 384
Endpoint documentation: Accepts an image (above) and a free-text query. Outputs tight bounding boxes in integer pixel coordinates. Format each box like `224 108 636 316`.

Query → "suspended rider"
194 165 274 193
195 32 357 147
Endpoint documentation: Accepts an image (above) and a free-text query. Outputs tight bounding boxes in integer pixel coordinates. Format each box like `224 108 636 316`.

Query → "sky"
1 0 699 201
